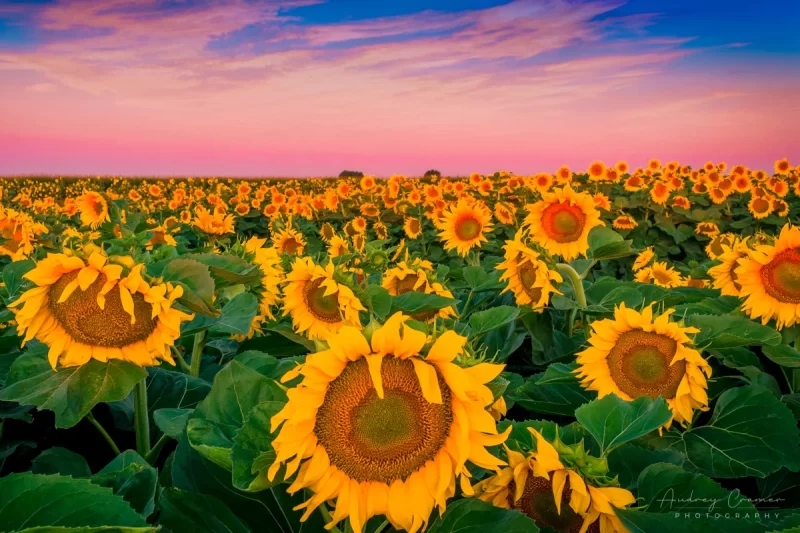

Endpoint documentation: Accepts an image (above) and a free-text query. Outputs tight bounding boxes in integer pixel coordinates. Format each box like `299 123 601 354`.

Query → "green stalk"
189 331 206 378
556 263 590 337
87 412 121 456
145 433 171 464
133 379 151 457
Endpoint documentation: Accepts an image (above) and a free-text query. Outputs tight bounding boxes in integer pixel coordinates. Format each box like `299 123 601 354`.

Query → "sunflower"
775 158 791 175
352 216 368 234
494 203 515 225
632 247 654 271
587 161 606 181
438 200 493 257
649 181 670 205
592 193 611 211
273 228 306 256
474 428 635 533
145 224 177 249
374 222 389 240
708 237 749 296
0 207 37 260
75 191 110 229
576 303 711 428
497 235 562 310
611 215 637 230
695 222 719 238
382 260 456 322
319 222 336 243
748 194 774 219
245 236 283 321
328 235 350 258
283 257 365 339
10 252 192 368
267 313 509 533
192 206 235 235
704 233 736 259
736 224 800 329
404 217 422 239
648 261 683 288
523 185 603 262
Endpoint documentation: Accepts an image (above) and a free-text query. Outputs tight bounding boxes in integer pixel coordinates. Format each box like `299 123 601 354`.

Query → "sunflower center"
762 249 800 303
48 270 158 347
518 260 543 303
752 198 771 213
394 273 421 295
314 357 452 484
283 238 300 255
606 330 685 399
303 277 341 323
541 203 586 243
508 476 595 533
455 216 482 240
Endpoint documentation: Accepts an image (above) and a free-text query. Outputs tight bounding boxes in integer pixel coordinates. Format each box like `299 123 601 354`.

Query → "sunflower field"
1 159 800 533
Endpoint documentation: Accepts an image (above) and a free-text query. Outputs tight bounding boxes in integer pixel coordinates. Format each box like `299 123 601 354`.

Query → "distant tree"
338 170 364 178
424 169 441 178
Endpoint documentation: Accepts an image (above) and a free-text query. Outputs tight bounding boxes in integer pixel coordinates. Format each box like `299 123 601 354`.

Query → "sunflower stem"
86 412 121 456
318 503 343 533
133 379 151 457
373 520 389 533
555 263 587 309
171 346 192 373
189 331 206 378
145 433 171 464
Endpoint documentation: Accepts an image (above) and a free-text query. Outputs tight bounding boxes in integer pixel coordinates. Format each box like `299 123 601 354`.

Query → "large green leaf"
31 447 91 478
210 293 258 335
189 253 262 288
0 347 147 428
0 473 146 531
427 499 538 532
186 418 234 470
391 292 457 314
575 394 672 455
508 372 594 416
608 443 683 490
195 357 288 438
161 258 217 316
469 305 520 335
153 408 193 439
91 451 158 518
682 386 800 478
762 344 800 368
687 315 782 349
3 260 35 302
231 401 284 491
13 527 158 532
637 463 756 514
157 488 250 533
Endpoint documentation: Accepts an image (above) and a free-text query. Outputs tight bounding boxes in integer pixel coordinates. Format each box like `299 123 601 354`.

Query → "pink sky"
0 0 798 176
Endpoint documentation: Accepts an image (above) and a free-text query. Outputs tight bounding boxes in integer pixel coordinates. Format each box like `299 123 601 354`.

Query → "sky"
0 0 798 177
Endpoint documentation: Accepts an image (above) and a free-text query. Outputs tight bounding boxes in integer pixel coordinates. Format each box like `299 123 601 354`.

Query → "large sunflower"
283 257 365 339
273 228 306 256
575 303 711 428
474 428 635 533
192 206 235 235
736 224 800 329
708 237 749 296
75 191 110 229
438 200 493 257
10 252 192 368
523 185 603 262
267 314 509 533
496 235 562 310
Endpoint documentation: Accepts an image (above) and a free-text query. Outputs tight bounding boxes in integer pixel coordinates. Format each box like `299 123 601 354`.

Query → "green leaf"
92 451 158 518
588 226 624 249
507 372 594 416
172 436 324 533
13 527 158 532
262 323 316 353
534 363 578 385
195 358 288 438
427 499 538 533
231 401 285 491
3 260 35 301
363 285 392 320
154 408 193 439
31 447 91 477
157 488 249 533
161 258 217 317
763 344 800 368
575 394 672 455
462 266 488 289
687 315 782 349
210 293 258 335
186 418 234 470
592 240 636 261
682 385 800 478
608 444 683 490
189 253 262 288
0 347 147 429
637 463 756 514
0 473 146 530
391 292 457 314
469 305 520 335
